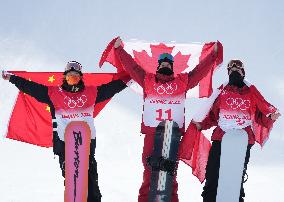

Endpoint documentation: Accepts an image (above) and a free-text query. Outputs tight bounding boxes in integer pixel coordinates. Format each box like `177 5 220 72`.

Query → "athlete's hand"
270 112 281 121
192 120 202 131
214 42 218 53
114 37 122 49
2 70 11 80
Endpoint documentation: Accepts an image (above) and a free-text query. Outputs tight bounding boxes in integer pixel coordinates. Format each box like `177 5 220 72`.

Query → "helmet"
158 53 174 64
64 61 83 75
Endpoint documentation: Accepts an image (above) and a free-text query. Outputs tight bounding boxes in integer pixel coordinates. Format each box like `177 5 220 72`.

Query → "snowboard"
147 120 182 202
64 121 91 202
216 129 248 202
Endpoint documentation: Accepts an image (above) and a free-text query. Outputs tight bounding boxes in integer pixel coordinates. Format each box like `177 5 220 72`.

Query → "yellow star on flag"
45 106 51 112
48 75 55 83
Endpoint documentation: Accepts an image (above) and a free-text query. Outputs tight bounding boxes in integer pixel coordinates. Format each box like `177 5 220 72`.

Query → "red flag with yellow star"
6 71 117 147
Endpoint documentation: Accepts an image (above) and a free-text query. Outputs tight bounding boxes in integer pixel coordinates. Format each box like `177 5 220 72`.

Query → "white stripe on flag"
186 84 200 98
124 40 153 57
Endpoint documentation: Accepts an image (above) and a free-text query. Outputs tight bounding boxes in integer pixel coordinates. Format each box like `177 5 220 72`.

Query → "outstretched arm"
255 108 275 128
114 37 146 87
187 43 218 90
95 79 127 104
251 85 281 121
3 71 51 104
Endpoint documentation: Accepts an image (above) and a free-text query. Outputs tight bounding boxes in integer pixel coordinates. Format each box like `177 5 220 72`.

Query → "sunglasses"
158 53 174 63
227 60 244 69
65 61 82 72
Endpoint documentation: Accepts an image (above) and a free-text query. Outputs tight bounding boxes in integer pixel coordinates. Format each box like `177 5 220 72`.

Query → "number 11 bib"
142 73 188 132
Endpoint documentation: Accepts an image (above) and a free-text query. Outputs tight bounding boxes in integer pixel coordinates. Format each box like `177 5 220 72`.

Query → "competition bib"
218 89 253 131
143 96 185 128
48 86 97 141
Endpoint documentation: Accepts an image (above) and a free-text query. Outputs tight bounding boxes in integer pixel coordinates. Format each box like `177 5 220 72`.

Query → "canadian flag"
100 37 223 183
100 37 223 98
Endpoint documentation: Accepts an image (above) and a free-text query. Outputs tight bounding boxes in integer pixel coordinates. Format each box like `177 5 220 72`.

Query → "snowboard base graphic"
64 121 91 202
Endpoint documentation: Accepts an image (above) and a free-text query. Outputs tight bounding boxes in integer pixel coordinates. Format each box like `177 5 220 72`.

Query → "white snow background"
0 1 284 201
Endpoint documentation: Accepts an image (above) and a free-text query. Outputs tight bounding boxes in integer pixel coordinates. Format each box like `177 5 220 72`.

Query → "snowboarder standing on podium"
113 37 220 202
192 59 281 202
2 61 128 202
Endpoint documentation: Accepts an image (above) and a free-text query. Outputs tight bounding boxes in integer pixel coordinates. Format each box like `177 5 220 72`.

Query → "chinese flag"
6 71 118 147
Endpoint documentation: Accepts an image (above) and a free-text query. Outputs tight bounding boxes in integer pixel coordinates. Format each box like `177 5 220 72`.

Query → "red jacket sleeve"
114 46 146 88
199 96 220 130
254 108 275 128
250 85 277 116
187 49 217 90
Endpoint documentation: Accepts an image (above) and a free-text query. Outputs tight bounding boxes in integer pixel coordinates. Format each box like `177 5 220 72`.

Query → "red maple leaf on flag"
132 43 191 74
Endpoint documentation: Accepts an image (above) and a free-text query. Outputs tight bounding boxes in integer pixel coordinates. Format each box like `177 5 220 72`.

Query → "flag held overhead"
100 37 223 98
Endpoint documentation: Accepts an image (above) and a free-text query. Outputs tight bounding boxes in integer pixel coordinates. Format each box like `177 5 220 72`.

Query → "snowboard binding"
146 156 177 176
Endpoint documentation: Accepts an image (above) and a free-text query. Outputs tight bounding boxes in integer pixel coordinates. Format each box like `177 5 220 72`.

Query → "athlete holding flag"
2 61 129 202
112 37 221 202
192 59 281 202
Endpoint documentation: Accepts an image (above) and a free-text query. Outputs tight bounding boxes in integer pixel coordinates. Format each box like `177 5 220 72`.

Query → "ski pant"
58 139 102 202
138 133 179 202
202 141 252 202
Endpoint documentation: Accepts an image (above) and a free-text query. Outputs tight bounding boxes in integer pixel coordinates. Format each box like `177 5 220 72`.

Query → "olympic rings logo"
154 83 178 95
64 95 88 109
226 98 250 111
